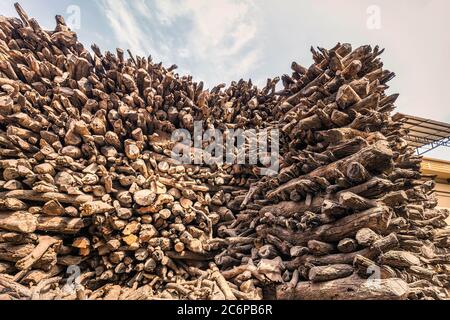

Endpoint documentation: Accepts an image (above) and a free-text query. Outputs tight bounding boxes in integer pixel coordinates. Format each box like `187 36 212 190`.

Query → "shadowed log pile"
0 3 272 300
0 3 449 300
219 46 450 300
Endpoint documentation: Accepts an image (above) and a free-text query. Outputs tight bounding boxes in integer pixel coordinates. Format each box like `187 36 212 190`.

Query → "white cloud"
98 0 166 59
96 0 262 86
132 0 153 20
99 0 146 55
152 0 262 84
233 49 260 78
178 48 190 58
225 22 258 56
152 0 176 25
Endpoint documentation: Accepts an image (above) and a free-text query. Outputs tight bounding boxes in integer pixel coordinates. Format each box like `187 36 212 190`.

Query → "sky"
0 0 449 160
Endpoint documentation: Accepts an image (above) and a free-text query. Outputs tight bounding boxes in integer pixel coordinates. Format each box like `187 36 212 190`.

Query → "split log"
284 233 399 269
15 236 60 270
277 275 409 300
308 264 354 282
378 251 421 268
267 141 393 200
259 177 394 218
0 212 37 233
259 206 392 245
0 191 93 205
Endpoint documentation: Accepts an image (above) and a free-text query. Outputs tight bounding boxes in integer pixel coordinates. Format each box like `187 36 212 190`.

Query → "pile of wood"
0 3 271 300
0 3 448 300
219 45 450 300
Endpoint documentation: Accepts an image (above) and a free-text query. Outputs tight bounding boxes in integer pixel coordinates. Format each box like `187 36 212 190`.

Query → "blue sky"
1 0 449 160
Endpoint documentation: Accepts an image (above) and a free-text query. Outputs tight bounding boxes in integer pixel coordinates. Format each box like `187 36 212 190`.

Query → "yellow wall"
435 182 450 208
421 158 450 224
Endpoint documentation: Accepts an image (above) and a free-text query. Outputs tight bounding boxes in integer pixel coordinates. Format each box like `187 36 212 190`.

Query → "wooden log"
0 212 37 233
284 233 399 269
336 85 361 108
276 275 409 300
259 177 394 218
0 274 32 298
15 236 60 270
209 263 237 300
259 206 392 245
355 228 381 247
0 262 15 273
80 201 114 216
338 192 374 211
319 128 385 146
0 242 56 270
337 238 358 253
349 93 380 112
267 141 393 200
0 191 93 205
0 243 35 262
308 264 354 282
378 251 421 268
353 254 396 279
36 216 86 234
307 240 334 256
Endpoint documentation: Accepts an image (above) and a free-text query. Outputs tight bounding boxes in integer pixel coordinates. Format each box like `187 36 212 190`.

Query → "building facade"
421 158 450 223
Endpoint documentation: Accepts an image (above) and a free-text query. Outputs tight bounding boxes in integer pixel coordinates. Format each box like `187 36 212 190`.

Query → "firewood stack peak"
0 3 448 300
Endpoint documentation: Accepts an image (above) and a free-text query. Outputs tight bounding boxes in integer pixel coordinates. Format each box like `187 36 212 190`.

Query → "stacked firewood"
0 3 448 300
0 3 272 300
219 45 450 300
